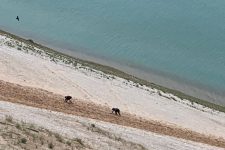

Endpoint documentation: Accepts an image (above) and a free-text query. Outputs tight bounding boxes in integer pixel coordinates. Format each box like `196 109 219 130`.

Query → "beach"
1 31 225 149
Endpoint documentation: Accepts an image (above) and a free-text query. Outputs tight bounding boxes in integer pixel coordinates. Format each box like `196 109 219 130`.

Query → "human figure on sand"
112 108 121 116
64 96 72 104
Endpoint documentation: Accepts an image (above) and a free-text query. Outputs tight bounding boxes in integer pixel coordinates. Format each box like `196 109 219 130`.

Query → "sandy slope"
1 80 225 148
1 35 225 140
0 34 225 149
0 101 222 150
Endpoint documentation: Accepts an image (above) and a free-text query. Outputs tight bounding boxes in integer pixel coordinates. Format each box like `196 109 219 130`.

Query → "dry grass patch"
0 116 89 150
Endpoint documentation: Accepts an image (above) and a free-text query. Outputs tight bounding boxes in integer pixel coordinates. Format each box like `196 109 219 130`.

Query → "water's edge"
1 29 225 112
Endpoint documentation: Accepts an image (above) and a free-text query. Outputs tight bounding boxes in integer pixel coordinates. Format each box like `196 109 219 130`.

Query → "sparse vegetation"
54 133 64 143
29 123 35 129
0 116 88 149
5 115 13 123
66 140 71 146
16 123 22 130
39 136 44 145
91 123 95 128
20 137 27 144
31 133 38 141
74 138 84 146
48 142 54 149
158 91 162 96
86 123 147 150
27 39 34 43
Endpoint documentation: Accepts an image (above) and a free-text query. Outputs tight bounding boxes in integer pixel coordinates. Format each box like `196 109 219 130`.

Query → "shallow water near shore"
0 0 225 105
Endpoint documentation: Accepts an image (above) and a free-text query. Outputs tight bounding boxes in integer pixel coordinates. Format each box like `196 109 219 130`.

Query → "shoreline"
2 27 225 107
56 47 225 107
0 28 225 108
1 29 225 112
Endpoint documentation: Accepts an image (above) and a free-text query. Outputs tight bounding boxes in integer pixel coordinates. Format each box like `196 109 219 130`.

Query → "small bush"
16 123 22 130
158 91 162 96
91 124 95 128
32 133 37 141
29 123 35 129
48 142 54 149
46 129 53 136
115 137 122 141
9 133 13 138
66 141 71 146
5 115 13 123
20 138 27 144
27 39 34 43
54 133 63 143
74 138 84 146
39 136 44 145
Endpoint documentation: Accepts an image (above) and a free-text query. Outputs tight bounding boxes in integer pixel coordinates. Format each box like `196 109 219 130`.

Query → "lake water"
1 0 225 105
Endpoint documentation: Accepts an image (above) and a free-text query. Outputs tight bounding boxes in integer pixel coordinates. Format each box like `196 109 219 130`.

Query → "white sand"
0 35 225 140
0 101 222 150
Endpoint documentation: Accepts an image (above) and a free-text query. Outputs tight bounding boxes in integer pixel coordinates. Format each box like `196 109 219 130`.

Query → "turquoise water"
1 0 225 104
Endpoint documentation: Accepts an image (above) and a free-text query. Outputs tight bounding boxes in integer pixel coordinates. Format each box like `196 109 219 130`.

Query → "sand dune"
0 34 225 149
